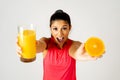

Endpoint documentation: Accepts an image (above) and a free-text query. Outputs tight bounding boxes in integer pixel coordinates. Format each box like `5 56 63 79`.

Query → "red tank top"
43 37 76 80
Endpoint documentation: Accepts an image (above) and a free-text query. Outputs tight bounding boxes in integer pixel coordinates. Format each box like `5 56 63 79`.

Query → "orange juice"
85 37 105 57
18 30 36 62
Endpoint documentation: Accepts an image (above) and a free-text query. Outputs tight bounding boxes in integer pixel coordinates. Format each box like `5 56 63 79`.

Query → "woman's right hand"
16 38 22 57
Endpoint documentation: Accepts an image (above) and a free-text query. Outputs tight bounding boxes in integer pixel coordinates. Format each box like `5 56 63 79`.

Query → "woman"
17 10 99 80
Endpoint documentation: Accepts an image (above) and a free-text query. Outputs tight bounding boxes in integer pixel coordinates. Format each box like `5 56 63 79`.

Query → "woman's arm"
69 41 98 61
36 37 49 53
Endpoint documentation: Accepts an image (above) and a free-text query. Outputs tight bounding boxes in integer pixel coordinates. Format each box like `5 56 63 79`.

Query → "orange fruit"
85 37 105 57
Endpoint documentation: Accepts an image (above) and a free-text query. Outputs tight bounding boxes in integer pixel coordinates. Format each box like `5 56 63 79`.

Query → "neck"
57 44 64 49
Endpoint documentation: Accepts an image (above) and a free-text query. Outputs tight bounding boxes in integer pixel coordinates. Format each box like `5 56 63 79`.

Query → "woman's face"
50 20 71 48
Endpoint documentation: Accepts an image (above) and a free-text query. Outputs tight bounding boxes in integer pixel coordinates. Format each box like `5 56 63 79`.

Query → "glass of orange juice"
18 24 36 62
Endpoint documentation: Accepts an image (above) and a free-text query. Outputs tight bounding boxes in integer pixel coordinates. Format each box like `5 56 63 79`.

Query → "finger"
17 47 22 53
16 43 22 51
16 43 22 56
16 37 22 51
16 37 20 46
80 43 85 49
36 40 39 45
79 43 86 52
98 55 103 58
103 51 106 54
16 46 22 57
90 56 98 60
17 52 22 57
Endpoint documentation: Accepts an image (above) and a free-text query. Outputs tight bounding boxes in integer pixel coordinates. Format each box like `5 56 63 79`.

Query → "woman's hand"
16 37 48 57
16 38 22 57
70 42 101 61
77 43 98 61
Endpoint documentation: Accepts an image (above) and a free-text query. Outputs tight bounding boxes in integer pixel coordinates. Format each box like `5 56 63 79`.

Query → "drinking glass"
18 24 36 62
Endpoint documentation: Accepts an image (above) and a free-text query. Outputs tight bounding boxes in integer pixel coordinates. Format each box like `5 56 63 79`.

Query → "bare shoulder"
69 40 82 57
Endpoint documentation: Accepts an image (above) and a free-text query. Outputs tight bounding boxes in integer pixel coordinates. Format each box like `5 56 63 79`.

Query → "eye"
53 27 58 31
62 27 67 30
62 26 68 30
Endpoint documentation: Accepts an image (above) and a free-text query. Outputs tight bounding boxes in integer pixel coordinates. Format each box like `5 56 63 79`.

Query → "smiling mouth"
56 37 64 43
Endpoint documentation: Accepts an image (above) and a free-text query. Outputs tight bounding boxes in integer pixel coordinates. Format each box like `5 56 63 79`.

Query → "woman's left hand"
75 43 101 61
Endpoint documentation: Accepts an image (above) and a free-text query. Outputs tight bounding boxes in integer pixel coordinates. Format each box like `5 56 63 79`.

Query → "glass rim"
17 24 36 33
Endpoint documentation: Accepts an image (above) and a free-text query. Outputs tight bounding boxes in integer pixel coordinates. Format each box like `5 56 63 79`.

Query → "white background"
0 0 120 80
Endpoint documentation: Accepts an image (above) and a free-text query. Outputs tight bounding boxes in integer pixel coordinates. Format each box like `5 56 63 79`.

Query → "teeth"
57 37 64 42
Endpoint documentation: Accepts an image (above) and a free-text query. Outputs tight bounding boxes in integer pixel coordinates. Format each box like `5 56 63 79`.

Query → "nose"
58 29 63 36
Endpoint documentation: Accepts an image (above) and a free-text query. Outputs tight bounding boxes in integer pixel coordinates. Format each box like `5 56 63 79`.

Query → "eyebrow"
62 24 68 27
52 24 68 27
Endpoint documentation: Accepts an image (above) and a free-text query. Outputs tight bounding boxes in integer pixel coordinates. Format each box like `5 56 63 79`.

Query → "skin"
50 20 71 49
17 20 98 61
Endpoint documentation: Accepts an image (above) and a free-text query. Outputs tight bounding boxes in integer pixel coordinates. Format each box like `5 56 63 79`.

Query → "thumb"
36 40 40 45
80 43 85 50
